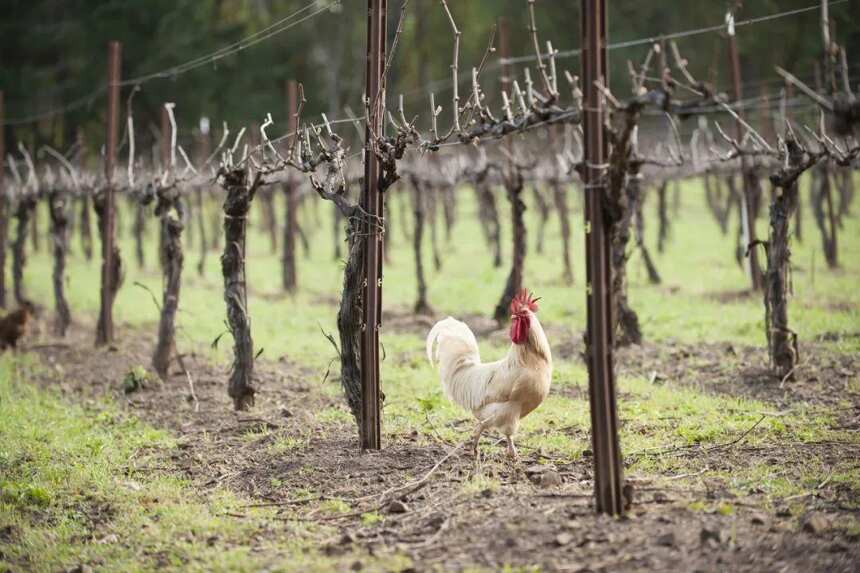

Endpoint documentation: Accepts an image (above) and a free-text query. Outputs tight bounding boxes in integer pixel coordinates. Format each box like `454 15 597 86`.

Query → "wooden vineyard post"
785 78 803 243
96 40 121 346
727 11 763 291
492 15 526 324
360 0 387 451
0 90 6 309
498 17 511 99
158 105 171 270
581 0 625 515
282 79 299 293
195 120 210 276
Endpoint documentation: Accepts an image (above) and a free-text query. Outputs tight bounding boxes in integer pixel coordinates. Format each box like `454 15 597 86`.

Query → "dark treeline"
2 0 858 160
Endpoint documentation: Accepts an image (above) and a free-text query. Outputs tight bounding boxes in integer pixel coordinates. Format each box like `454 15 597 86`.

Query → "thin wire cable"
1 0 340 126
2 88 107 127
404 0 850 98
504 0 850 65
121 0 340 85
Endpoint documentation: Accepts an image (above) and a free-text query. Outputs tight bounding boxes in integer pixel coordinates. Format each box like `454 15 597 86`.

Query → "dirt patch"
613 340 859 412
14 318 860 572
382 306 503 340
706 288 758 304
547 322 859 417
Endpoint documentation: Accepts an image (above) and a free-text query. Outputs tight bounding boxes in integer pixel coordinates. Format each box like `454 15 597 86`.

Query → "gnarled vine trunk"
794 178 803 243
158 218 168 271
282 182 298 292
220 168 258 410
602 112 643 347
442 185 456 243
632 181 661 285
836 167 854 223
0 193 8 308
30 202 40 253
409 177 432 315
209 204 222 252
704 173 732 235
195 188 207 276
551 181 574 286
726 175 746 269
94 188 123 345
428 186 442 271
763 138 810 381
184 198 194 250
48 190 72 336
152 191 185 381
493 170 526 324
333 206 344 260
765 182 799 380
336 213 366 421
743 169 766 290
671 180 681 215
312 162 397 427
133 202 147 269
811 163 839 268
259 188 278 253
296 217 311 259
383 192 392 264
476 180 502 268
532 185 550 255
398 185 412 241
656 181 670 254
79 196 93 261
13 197 36 304
609 175 642 346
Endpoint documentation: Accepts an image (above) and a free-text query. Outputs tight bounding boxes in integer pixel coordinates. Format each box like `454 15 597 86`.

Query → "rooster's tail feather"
426 316 479 367
426 317 487 411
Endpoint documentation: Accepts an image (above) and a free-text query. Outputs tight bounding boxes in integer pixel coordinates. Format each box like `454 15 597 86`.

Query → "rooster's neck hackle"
510 311 551 366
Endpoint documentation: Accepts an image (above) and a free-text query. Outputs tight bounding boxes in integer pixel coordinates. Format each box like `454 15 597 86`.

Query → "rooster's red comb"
510 288 540 314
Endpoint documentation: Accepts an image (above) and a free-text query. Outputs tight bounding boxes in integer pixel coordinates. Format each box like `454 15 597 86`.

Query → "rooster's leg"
469 421 488 455
505 435 518 460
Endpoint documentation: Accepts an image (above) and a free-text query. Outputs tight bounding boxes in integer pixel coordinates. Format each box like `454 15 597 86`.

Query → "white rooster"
426 289 552 458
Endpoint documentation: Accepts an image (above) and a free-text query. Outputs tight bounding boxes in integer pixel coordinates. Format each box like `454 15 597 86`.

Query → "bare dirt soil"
19 317 860 572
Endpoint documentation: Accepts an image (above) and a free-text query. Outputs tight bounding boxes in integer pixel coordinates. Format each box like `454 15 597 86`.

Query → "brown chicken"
0 301 36 350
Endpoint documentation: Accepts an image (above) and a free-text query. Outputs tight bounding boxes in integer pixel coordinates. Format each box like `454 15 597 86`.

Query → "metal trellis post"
0 90 6 309
498 17 511 96
360 0 387 451
727 12 763 291
96 41 121 346
581 0 625 516
284 79 299 292
161 104 171 170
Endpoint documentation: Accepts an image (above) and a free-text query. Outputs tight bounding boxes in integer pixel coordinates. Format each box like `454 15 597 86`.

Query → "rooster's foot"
505 436 518 460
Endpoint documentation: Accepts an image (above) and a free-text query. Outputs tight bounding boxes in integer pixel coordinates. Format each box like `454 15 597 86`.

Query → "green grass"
0 355 412 572
18 174 859 368
16 177 860 457
3 174 858 569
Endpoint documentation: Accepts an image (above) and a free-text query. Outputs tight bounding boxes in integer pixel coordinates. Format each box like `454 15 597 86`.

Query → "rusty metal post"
160 104 171 170
581 0 625 516
360 0 387 451
286 79 299 151
0 90 6 309
498 17 511 97
727 14 763 291
283 79 299 292
96 40 121 346
155 103 172 271
498 16 515 167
